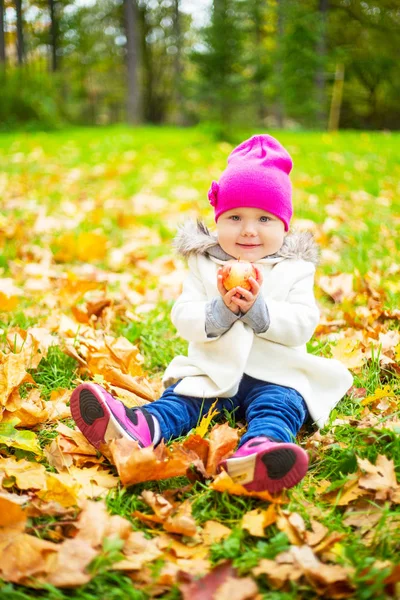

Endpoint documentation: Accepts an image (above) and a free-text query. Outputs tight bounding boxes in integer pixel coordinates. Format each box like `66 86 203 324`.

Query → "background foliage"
0 0 399 132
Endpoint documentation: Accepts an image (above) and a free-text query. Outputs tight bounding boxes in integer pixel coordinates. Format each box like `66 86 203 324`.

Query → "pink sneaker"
217 436 309 494
70 383 160 450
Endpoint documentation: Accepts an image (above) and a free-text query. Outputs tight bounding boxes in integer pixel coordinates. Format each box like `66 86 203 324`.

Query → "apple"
221 259 257 291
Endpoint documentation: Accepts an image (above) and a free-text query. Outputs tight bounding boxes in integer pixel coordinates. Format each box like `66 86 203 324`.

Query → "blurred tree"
0 0 5 65
172 0 185 124
329 0 400 129
137 0 190 124
124 0 141 123
48 0 59 70
15 0 24 64
314 0 328 128
280 0 323 128
192 0 246 136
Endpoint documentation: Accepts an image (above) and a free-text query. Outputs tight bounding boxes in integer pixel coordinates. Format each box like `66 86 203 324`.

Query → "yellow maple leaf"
38 473 80 507
330 338 366 370
194 400 219 438
361 385 396 406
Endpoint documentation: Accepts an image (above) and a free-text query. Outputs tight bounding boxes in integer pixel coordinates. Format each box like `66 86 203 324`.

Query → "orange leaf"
210 470 279 503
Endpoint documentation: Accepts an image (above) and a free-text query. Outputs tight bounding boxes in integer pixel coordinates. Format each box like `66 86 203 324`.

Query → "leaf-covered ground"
0 126 400 599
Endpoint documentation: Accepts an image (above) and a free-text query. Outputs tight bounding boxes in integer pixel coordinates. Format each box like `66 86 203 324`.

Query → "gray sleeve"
240 294 270 333
205 296 241 338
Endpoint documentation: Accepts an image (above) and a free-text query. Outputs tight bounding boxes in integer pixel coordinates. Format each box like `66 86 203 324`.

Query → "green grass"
30 346 79 401
117 301 188 375
1 125 400 599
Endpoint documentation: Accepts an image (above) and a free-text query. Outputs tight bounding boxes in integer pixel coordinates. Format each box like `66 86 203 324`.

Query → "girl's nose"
241 222 257 235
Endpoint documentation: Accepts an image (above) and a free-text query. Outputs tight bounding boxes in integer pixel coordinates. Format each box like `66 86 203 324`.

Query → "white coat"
162 221 353 427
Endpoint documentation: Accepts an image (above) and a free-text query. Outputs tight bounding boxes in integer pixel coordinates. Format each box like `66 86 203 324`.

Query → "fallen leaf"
0 456 47 490
276 510 306 545
195 400 219 438
0 492 28 528
179 561 236 600
201 520 231 546
109 438 205 486
41 539 97 587
210 470 278 503
214 575 259 599
164 500 197 537
357 455 400 502
206 423 239 476
242 505 277 537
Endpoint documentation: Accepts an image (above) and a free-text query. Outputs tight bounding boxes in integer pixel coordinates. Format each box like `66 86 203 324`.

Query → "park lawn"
0 125 400 599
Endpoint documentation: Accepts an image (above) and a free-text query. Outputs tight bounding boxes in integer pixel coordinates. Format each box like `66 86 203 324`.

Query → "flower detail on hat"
208 180 219 207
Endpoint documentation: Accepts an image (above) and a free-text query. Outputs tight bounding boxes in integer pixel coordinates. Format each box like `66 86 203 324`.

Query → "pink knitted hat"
208 134 293 231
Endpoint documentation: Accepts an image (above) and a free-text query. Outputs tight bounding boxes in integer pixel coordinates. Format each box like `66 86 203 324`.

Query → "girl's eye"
229 215 240 221
260 216 271 222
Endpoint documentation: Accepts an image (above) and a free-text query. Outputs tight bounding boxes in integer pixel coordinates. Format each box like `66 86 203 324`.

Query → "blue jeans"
145 374 309 446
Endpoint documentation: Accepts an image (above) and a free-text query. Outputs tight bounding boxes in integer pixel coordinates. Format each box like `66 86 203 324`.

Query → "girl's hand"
217 267 263 314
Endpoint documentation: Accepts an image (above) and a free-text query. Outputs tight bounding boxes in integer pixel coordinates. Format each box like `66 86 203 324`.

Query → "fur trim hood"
173 219 319 265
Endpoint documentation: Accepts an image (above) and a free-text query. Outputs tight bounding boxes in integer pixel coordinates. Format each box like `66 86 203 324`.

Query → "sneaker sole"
70 383 137 449
219 443 309 494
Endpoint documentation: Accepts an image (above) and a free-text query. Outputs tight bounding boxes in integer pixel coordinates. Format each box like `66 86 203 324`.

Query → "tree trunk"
253 0 266 123
172 0 185 124
16 0 24 65
0 0 6 66
48 0 58 71
124 0 141 124
273 0 284 128
328 63 344 131
314 0 328 129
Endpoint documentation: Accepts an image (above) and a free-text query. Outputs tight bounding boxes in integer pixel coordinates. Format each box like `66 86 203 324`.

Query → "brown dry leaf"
318 273 355 303
75 499 132 549
113 531 163 571
99 367 155 400
253 558 302 589
140 492 197 537
3 388 49 428
44 438 74 471
312 531 346 555
0 530 58 584
330 338 366 370
210 470 278 503
0 350 36 412
201 520 231 546
0 492 28 528
47 388 72 421
206 423 239 476
41 539 97 587
255 545 354 598
56 423 98 456
110 385 150 408
0 456 47 490
157 532 209 560
276 510 307 545
67 465 120 498
214 575 259 600
183 434 210 467
109 438 205 486
291 545 355 598
242 505 277 537
305 519 329 547
141 490 174 518
357 455 400 502
164 500 197 537
322 474 367 506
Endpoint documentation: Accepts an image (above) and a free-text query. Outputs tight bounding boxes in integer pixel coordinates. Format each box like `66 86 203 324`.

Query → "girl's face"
216 207 286 262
